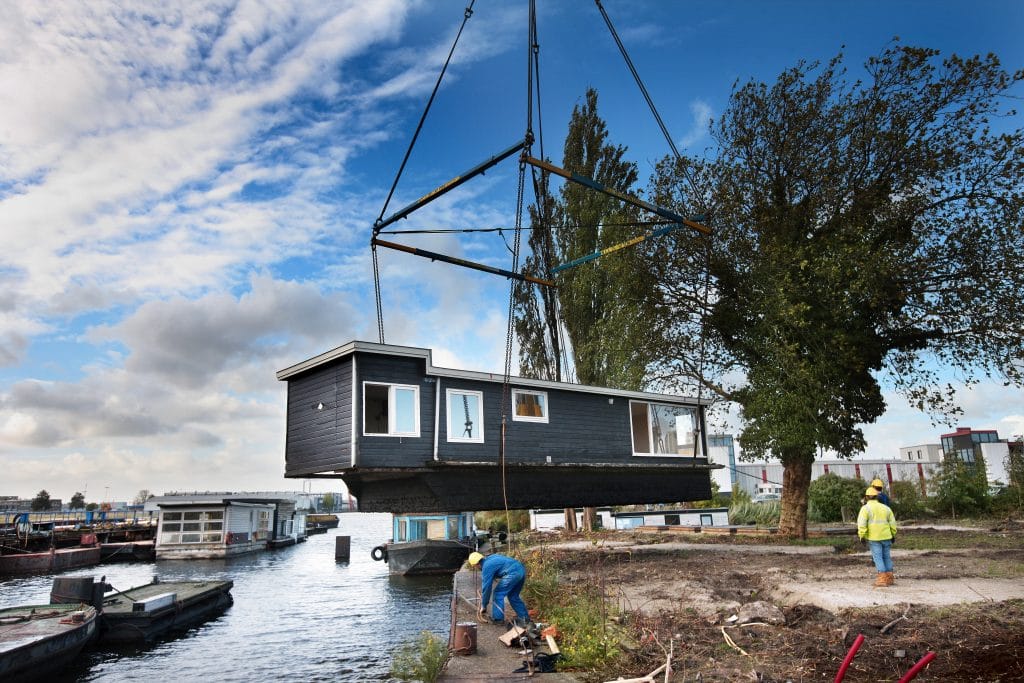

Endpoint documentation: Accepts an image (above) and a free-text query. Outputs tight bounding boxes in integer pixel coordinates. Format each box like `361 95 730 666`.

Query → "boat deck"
0 604 95 655
102 580 233 617
99 579 233 644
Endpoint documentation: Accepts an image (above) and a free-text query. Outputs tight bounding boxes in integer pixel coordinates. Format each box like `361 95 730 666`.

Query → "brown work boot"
874 572 888 587
884 571 895 586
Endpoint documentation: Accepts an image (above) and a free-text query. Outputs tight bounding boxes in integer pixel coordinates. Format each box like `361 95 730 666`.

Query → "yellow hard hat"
468 552 484 566
870 479 884 488
865 487 879 497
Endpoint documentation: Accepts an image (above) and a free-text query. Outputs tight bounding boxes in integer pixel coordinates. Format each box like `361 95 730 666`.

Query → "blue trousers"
490 566 528 621
869 539 893 572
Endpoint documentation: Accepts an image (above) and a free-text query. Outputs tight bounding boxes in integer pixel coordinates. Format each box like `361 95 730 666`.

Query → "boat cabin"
392 511 476 545
278 341 717 512
613 507 730 530
149 494 284 559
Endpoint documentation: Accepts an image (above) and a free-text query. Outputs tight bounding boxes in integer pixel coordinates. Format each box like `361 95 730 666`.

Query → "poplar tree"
515 88 658 391
515 89 660 528
650 44 1024 536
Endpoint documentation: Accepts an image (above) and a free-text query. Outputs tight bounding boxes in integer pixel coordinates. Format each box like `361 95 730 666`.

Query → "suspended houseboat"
277 341 718 512
371 511 477 576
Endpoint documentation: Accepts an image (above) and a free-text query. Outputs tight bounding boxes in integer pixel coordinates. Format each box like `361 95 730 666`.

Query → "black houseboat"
277 341 717 512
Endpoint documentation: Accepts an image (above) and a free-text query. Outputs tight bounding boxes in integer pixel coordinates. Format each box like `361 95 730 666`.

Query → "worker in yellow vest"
857 486 897 587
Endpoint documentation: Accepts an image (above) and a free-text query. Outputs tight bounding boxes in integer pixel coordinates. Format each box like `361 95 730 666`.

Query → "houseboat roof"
276 340 709 405
146 493 293 511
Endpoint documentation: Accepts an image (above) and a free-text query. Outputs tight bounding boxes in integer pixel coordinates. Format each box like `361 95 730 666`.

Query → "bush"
475 509 530 534
729 500 780 526
807 473 865 522
933 459 990 518
889 479 926 519
522 550 624 672
390 630 448 683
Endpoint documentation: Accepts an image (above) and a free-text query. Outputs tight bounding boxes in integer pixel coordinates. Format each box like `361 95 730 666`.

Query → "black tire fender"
371 545 388 562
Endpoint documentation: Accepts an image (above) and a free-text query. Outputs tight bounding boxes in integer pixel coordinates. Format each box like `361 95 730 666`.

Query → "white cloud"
679 99 712 149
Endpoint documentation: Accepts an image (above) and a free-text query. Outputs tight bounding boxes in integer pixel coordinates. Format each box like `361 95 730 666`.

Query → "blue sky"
1 1 1022 501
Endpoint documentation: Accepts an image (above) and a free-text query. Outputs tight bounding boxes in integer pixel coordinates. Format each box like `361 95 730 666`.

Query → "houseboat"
612 507 730 530
372 511 477 575
147 493 309 558
277 341 718 511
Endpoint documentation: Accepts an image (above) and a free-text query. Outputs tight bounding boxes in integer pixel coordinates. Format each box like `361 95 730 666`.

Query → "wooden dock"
440 570 578 682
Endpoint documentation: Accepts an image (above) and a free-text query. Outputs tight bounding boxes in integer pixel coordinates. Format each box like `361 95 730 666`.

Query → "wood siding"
435 377 688 466
284 357 352 476
354 353 435 467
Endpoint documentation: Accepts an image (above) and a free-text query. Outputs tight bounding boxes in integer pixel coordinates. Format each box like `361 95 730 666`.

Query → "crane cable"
372 1 477 343
499 0 539 550
595 0 714 455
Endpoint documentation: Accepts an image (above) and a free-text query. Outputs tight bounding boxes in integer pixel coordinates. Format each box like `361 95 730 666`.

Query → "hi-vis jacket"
857 499 897 541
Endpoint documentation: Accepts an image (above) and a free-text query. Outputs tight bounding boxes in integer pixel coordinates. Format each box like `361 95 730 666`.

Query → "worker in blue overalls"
469 552 530 626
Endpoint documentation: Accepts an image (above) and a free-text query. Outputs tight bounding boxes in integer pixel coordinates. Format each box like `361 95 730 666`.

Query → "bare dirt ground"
537 526 1024 682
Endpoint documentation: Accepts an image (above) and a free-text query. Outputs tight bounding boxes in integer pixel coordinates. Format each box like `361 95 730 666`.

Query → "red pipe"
897 651 936 682
834 633 865 683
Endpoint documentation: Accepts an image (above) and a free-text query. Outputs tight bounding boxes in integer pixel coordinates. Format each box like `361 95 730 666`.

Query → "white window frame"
446 388 484 443
511 389 549 423
158 509 225 545
362 382 420 437
629 400 702 457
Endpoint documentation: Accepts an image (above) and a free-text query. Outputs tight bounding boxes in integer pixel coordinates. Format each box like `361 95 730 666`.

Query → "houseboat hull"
340 462 715 513
0 604 99 683
379 539 473 576
97 579 234 645
0 546 102 575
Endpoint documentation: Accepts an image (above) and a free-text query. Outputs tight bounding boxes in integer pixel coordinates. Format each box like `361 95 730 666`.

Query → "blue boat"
372 512 478 576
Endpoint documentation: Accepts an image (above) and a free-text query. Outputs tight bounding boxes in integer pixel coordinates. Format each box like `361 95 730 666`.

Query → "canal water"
0 513 452 682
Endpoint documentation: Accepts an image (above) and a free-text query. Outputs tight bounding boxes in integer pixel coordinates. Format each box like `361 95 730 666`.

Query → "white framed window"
363 382 420 437
629 401 701 456
159 509 224 545
447 389 484 443
512 389 548 423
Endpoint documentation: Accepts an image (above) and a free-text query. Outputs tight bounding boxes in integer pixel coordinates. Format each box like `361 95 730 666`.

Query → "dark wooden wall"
283 356 352 476
284 350 707 475
354 353 435 466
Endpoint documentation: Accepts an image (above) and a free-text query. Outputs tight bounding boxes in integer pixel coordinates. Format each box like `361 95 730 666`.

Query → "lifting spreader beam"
375 139 527 233
372 237 556 288
521 155 711 235
551 222 682 273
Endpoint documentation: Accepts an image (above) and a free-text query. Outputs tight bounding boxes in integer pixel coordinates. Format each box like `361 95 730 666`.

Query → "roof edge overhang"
276 340 710 405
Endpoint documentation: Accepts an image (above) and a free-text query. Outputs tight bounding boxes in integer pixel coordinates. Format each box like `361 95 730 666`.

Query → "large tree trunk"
563 508 578 532
778 457 813 539
581 507 598 532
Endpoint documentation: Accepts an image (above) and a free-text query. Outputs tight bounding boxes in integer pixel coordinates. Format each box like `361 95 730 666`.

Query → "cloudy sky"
2 1 1022 503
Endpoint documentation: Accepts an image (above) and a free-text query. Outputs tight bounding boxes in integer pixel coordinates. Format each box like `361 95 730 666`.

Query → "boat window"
426 519 446 540
363 382 420 437
512 389 548 423
447 516 459 539
162 523 181 532
409 520 427 540
163 512 182 521
629 401 701 456
398 519 407 542
446 389 484 443
184 511 201 521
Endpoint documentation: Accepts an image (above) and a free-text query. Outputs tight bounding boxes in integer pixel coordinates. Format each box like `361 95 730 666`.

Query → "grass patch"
390 630 448 683
517 549 627 674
